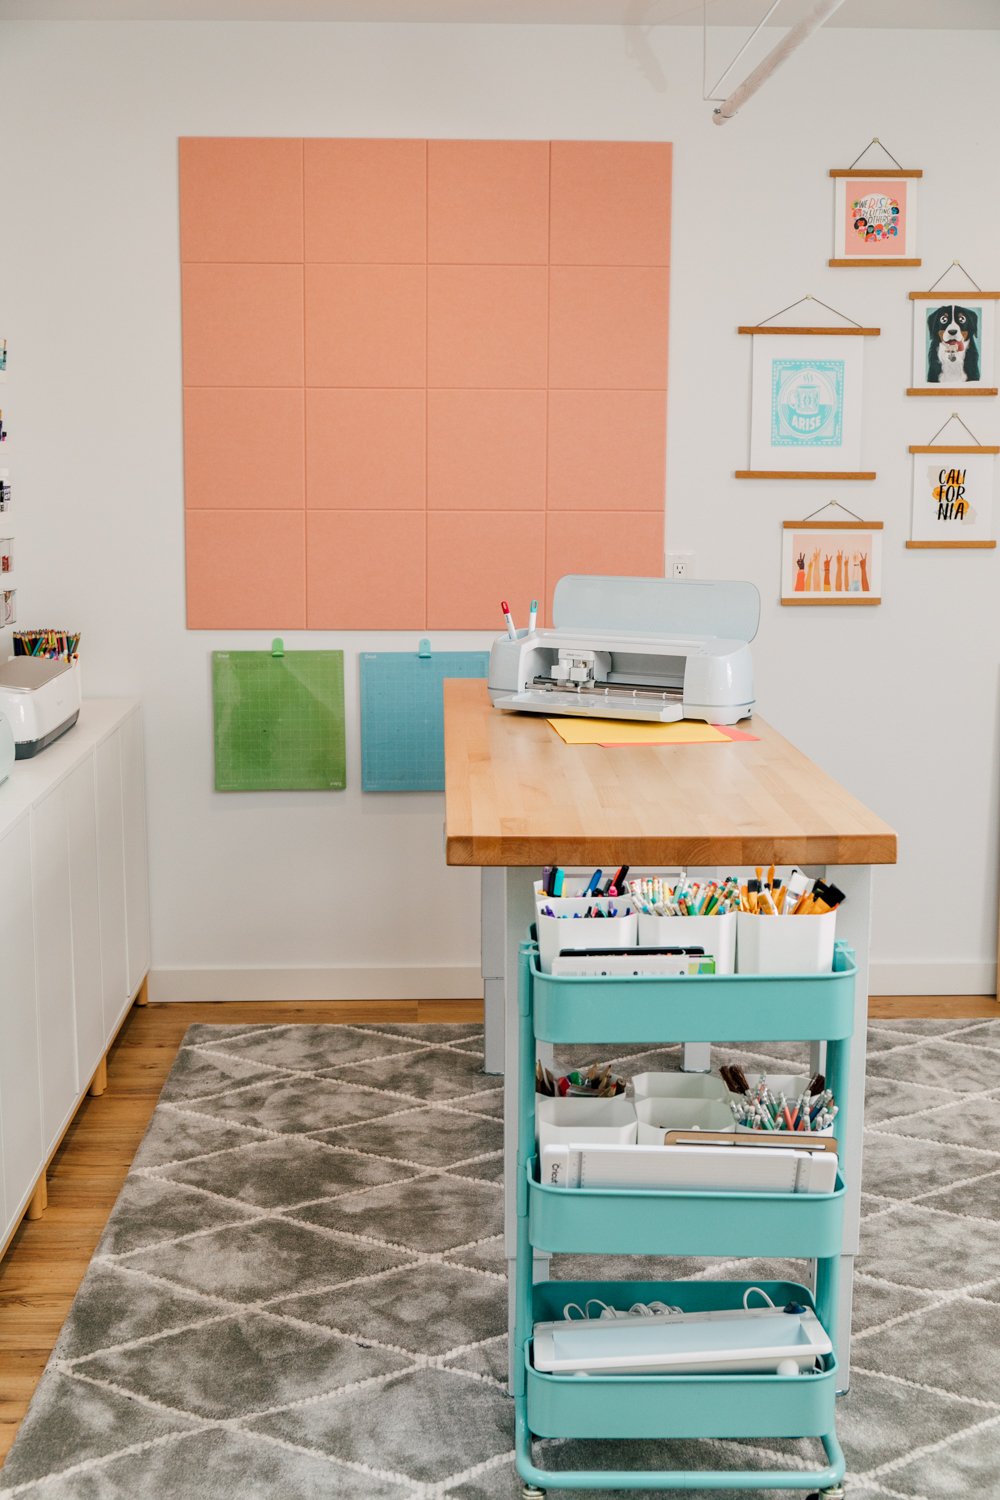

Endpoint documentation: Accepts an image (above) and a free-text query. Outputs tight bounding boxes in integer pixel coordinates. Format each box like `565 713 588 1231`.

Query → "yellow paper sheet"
547 717 731 746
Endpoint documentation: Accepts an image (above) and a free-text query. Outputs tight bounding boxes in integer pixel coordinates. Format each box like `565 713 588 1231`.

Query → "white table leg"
481 868 506 1076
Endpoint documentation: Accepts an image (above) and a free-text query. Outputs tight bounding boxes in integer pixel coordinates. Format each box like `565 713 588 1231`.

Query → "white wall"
2 19 999 997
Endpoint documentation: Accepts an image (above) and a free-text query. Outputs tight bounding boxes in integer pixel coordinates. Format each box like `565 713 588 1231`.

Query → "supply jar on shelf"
736 911 836 974
534 881 637 973
637 911 736 973
535 1095 637 1153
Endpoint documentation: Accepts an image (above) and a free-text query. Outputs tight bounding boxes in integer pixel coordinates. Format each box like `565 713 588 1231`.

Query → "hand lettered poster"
747 334 868 478
907 447 997 548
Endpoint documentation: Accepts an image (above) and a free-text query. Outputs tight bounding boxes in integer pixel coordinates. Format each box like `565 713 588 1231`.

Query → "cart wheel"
521 1487 546 1499
806 1488 845 1500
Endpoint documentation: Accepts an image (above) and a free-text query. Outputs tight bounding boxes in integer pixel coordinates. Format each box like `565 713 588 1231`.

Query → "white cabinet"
0 702 149 1256
67 758 105 1088
120 709 150 1002
0 816 44 1227
30 784 79 1147
95 732 129 1035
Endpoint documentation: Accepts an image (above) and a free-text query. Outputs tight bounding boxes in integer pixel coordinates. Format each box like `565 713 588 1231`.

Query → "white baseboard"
869 961 997 998
152 961 1000 1004
150 965 484 1003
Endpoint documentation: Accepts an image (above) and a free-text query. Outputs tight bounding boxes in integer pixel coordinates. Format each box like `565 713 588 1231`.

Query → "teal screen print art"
771 359 845 447
212 649 346 791
360 648 489 792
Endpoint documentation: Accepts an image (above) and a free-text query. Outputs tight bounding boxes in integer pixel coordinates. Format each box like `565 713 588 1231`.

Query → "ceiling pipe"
712 0 848 124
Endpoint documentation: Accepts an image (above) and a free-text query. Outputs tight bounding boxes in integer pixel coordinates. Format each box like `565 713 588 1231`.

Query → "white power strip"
532 1304 831 1376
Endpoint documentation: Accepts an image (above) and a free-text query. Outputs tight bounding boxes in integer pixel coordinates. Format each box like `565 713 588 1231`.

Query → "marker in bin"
721 1064 838 1133
541 866 629 899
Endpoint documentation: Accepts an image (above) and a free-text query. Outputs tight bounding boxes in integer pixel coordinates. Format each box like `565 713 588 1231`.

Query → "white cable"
743 1286 778 1309
712 0 848 125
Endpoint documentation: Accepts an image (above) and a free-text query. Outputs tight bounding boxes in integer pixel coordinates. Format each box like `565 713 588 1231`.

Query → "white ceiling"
0 0 997 25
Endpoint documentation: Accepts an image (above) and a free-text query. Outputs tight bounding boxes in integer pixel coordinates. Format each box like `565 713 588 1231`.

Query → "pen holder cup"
635 1096 735 1142
730 1076 835 1135
535 1095 638 1153
636 912 736 974
631 1072 730 1106
535 895 638 974
735 911 837 974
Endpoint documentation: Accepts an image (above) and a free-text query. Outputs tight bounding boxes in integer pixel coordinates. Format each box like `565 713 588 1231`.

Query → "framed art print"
907 443 997 548
738 327 877 480
830 170 920 267
908 290 998 396
781 519 883 605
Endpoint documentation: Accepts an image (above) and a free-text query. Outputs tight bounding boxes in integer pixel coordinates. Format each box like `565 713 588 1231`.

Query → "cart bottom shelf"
522 1281 838 1442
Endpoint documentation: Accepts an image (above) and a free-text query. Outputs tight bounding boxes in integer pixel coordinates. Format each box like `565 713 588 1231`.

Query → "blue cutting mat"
360 647 489 792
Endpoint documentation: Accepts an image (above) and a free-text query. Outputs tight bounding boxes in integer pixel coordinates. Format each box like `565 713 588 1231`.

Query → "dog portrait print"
926 303 981 384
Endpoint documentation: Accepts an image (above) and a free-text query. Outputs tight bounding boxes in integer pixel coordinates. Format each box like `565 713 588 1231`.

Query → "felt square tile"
427 140 549 264
426 511 543 629
306 510 425 628
545 510 664 613
427 265 548 388
181 263 304 387
304 138 426 263
183 388 304 510
547 390 666 510
185 510 305 628
305 264 425 387
306 388 425 509
179 137 304 263
550 141 671 266
427 390 546 510
548 266 669 389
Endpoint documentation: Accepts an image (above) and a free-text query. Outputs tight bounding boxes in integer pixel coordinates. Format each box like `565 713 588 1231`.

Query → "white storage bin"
536 1095 638 1153
636 912 736 974
735 911 836 974
635 1096 734 1142
535 882 637 974
632 1071 729 1106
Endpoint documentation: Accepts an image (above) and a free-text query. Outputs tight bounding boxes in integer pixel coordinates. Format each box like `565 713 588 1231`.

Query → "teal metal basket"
529 940 857 1045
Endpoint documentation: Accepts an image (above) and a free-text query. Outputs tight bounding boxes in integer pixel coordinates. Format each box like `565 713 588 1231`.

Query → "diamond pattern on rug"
1 1017 998 1499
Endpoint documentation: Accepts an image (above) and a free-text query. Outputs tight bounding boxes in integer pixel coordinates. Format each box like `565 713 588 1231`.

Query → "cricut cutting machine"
488 576 759 725
0 658 81 758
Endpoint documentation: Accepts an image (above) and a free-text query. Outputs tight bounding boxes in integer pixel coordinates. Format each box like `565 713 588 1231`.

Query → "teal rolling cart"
513 940 856 1499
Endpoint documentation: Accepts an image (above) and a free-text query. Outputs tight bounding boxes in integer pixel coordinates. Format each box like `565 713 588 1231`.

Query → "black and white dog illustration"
927 304 980 384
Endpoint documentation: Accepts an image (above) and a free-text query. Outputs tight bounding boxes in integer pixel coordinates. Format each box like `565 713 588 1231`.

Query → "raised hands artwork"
782 520 883 605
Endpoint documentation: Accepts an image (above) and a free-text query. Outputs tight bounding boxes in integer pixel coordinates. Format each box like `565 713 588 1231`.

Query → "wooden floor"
0 991 995 1464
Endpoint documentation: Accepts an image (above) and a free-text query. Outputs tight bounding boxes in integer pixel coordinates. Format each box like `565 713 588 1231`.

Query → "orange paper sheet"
548 717 728 746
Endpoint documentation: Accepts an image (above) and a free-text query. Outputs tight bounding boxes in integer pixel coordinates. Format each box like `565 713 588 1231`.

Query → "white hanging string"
702 0 783 101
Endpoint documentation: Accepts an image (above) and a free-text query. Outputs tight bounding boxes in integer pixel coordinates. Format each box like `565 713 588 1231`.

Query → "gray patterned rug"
1 1017 999 1500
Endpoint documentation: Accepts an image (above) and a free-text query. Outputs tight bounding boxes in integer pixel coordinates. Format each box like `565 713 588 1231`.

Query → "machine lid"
0 658 72 691
552 576 760 643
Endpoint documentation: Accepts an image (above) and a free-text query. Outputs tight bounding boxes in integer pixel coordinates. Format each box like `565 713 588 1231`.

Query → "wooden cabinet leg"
134 975 149 1007
26 1175 46 1221
89 1057 108 1097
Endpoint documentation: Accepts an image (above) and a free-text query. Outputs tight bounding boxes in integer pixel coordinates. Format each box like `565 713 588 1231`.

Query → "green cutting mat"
212 650 346 792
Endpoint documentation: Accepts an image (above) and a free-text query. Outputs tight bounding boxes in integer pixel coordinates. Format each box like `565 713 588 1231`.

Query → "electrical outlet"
667 552 695 580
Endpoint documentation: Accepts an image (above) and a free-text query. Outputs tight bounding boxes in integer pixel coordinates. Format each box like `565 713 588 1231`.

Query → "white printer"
488 575 759 725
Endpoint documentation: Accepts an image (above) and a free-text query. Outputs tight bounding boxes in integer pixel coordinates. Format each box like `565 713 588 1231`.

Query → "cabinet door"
120 711 150 997
30 785 80 1147
95 733 129 1034
0 817 43 1231
67 757 105 1084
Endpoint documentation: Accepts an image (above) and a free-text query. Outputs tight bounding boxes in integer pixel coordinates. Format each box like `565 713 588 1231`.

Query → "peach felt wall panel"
179 138 670 630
